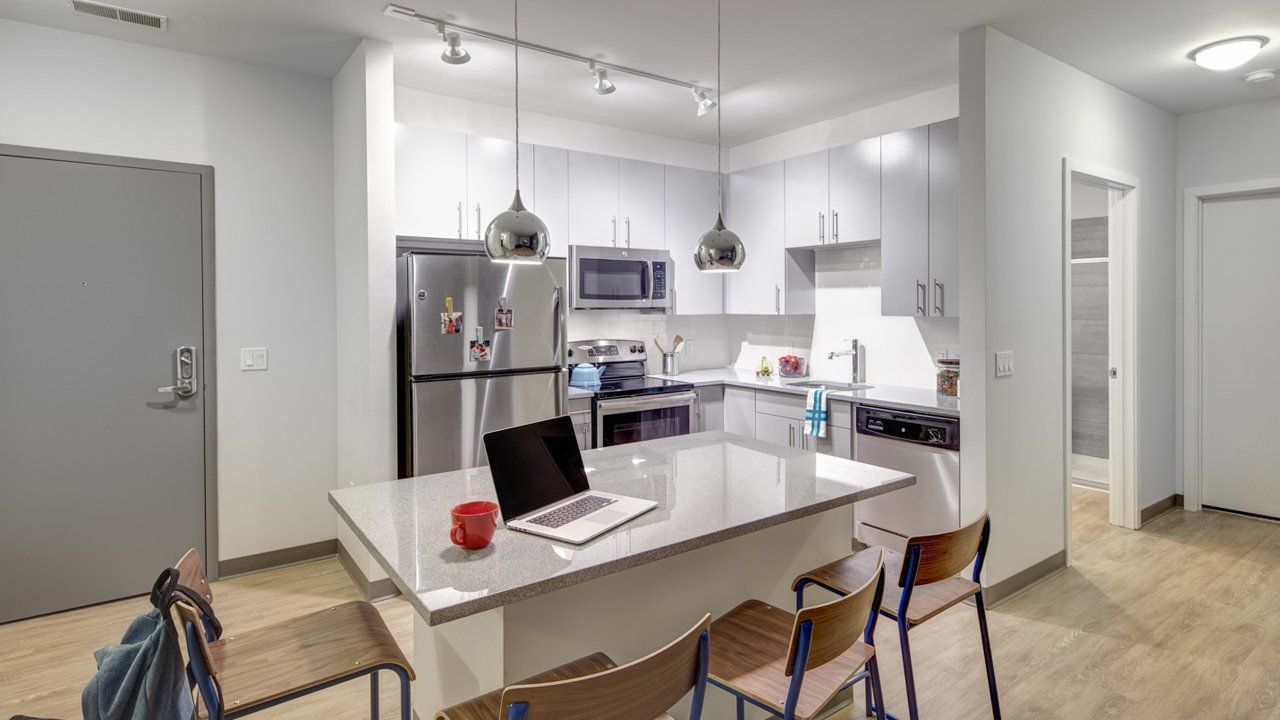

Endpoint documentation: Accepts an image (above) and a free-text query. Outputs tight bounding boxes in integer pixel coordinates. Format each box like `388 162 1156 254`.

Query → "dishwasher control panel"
855 406 959 451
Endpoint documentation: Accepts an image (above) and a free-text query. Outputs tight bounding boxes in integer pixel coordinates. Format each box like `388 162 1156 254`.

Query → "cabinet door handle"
789 424 795 447
457 202 463 239
775 285 781 315
611 216 617 246
818 212 825 243
916 280 926 317
475 204 482 240
833 210 839 242
625 217 631 248
934 280 944 316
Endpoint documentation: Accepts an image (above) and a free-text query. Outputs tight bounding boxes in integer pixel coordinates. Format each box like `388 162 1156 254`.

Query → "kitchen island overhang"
331 431 915 718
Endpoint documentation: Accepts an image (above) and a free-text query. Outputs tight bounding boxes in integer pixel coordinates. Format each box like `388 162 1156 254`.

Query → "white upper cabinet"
466 135 533 241
784 150 829 248
725 161 786 315
828 136 881 244
928 118 959 318
618 159 666 249
567 150 620 247
396 125 467 239
880 125 930 317
531 145 569 258
663 165 722 314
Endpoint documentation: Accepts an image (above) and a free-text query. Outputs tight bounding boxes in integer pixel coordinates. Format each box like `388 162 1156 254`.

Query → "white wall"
808 246 959 389
396 86 718 171
334 40 398 583
1174 96 1280 496
729 85 958 172
959 27 1177 588
0 19 338 563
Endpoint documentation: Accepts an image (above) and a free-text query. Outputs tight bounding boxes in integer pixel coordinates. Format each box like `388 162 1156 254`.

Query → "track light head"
588 61 616 95
692 88 717 117
438 24 470 65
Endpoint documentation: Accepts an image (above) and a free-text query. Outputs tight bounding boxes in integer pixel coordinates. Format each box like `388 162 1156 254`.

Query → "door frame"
1182 176 1280 513
0 144 219 579
1061 158 1140 561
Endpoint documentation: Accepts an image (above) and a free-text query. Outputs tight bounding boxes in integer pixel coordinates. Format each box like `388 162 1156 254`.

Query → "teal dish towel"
804 388 828 438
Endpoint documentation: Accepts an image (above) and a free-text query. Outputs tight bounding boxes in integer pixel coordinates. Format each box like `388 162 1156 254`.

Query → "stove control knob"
629 344 638 353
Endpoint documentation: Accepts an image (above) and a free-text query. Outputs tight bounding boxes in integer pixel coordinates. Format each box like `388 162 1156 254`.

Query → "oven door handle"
595 391 698 414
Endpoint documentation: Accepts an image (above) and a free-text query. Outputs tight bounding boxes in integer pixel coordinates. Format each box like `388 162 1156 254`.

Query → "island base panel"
413 506 855 719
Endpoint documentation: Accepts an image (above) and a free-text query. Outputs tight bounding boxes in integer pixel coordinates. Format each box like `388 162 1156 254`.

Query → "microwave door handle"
643 262 652 304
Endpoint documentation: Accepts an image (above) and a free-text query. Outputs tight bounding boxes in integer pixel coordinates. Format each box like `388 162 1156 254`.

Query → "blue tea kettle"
569 363 604 388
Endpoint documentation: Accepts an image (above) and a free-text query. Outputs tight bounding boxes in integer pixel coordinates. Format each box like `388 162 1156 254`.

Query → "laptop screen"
484 416 591 523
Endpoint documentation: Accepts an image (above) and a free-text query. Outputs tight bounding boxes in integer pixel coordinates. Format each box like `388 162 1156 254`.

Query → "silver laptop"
484 416 657 544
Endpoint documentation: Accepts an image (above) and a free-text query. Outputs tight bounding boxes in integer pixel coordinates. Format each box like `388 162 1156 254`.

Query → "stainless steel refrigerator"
398 247 566 477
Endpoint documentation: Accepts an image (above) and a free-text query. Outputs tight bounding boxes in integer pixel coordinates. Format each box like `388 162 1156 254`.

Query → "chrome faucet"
828 338 861 383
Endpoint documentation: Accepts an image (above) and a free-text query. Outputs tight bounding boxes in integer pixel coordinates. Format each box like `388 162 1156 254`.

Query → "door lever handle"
157 381 196 399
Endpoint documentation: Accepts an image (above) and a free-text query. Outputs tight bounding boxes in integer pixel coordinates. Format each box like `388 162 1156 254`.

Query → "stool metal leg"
864 672 874 717
371 670 379 719
867 657 887 720
897 619 920 720
395 666 411 720
736 696 746 720
975 591 1002 719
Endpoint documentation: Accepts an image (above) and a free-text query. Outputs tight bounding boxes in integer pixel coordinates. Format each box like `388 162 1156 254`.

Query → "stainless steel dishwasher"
853 405 961 552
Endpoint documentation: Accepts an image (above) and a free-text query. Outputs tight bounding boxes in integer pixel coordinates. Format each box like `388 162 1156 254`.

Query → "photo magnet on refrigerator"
441 296 462 335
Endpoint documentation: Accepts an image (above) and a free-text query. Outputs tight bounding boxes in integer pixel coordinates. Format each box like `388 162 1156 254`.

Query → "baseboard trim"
1141 493 1185 525
218 538 337 578
337 540 401 602
983 549 1067 608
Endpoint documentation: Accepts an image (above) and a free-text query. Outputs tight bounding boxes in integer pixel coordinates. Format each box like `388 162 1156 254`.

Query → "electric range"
566 339 697 448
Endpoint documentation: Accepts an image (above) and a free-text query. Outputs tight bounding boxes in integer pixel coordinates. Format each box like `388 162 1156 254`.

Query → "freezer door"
411 371 563 476
408 253 563 377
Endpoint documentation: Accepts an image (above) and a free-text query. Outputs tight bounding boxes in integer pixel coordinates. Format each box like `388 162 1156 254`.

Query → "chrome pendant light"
484 0 550 264
694 0 744 273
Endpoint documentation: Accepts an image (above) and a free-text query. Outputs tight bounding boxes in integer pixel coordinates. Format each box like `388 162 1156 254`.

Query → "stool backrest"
174 600 225 719
175 548 214 605
500 613 712 720
900 514 990 588
786 549 884 676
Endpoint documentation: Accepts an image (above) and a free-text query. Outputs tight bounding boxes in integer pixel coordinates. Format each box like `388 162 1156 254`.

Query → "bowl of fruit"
778 354 807 378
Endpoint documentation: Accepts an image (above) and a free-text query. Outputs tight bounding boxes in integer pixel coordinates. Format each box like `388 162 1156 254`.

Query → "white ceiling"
2 0 1278 145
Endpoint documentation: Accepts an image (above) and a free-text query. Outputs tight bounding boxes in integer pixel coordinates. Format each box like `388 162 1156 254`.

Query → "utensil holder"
662 351 679 376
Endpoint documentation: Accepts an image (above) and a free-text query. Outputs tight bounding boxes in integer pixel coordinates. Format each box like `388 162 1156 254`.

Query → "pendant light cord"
715 0 723 214
514 0 521 191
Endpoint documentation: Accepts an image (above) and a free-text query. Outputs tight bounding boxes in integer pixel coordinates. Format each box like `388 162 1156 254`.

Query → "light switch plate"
240 347 268 371
995 351 1014 378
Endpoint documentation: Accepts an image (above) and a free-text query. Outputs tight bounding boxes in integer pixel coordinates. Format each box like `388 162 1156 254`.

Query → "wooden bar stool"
706 550 888 720
792 515 999 720
170 549 414 719
435 613 712 720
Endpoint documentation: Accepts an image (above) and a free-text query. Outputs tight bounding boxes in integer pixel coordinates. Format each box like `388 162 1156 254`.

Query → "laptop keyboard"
527 495 617 529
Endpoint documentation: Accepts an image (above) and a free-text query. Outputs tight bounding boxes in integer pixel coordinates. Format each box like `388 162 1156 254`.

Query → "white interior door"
1201 191 1280 517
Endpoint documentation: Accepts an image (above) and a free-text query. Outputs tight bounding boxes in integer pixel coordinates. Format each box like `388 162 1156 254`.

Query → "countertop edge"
332 472 916 626
655 373 960 418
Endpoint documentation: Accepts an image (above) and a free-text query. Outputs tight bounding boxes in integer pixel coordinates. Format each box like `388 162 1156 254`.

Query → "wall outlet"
994 351 1014 378
240 347 268 371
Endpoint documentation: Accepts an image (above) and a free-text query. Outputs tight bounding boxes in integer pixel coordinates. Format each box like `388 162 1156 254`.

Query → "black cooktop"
590 376 694 400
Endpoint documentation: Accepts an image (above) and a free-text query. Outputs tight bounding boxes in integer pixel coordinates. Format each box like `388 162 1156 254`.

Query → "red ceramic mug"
450 501 499 550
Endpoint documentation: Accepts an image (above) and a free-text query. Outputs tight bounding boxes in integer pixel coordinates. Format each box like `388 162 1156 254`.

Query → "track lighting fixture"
692 88 717 117
437 22 470 64
589 61 616 95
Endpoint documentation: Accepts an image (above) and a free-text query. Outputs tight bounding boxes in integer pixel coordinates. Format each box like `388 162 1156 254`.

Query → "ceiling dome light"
1190 36 1268 71
692 88 717 117
1245 68 1277 83
589 62 616 95
438 25 471 65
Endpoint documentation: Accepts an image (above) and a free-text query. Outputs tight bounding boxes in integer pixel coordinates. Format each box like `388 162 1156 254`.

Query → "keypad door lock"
158 346 198 399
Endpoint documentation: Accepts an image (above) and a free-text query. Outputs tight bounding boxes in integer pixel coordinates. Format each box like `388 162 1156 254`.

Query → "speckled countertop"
330 431 913 626
646 367 960 418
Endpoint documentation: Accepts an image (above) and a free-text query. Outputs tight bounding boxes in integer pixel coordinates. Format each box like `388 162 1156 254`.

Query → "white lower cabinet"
695 386 724 432
750 389 853 459
568 396 593 450
755 412 802 449
722 386 756 437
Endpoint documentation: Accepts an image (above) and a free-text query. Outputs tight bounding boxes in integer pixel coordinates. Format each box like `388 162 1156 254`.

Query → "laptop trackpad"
585 509 628 525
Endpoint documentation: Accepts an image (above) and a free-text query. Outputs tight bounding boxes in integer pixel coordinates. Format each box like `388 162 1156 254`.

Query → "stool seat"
708 599 875 720
196 600 412 717
795 547 979 626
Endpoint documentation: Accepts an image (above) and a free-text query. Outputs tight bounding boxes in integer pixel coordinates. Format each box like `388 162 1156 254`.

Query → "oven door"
595 391 697 447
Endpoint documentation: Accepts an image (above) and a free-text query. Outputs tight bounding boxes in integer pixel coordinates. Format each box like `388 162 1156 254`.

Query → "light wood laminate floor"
4 488 1278 719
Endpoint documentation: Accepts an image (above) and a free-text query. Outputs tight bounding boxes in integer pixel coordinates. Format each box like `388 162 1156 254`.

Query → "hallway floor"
3 488 1278 719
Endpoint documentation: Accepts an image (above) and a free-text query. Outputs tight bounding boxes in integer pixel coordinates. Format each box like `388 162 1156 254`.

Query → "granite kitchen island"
330 431 914 719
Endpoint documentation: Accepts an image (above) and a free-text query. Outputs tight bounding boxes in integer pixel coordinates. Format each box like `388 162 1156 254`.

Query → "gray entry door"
0 149 211 623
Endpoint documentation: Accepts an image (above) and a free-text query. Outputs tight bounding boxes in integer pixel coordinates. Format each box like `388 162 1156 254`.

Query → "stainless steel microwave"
568 246 673 310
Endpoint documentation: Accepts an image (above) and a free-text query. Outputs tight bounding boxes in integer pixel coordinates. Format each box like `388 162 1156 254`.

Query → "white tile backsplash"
565 243 955 390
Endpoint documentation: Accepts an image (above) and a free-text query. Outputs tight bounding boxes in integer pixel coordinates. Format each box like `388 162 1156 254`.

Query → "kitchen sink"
785 380 874 391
